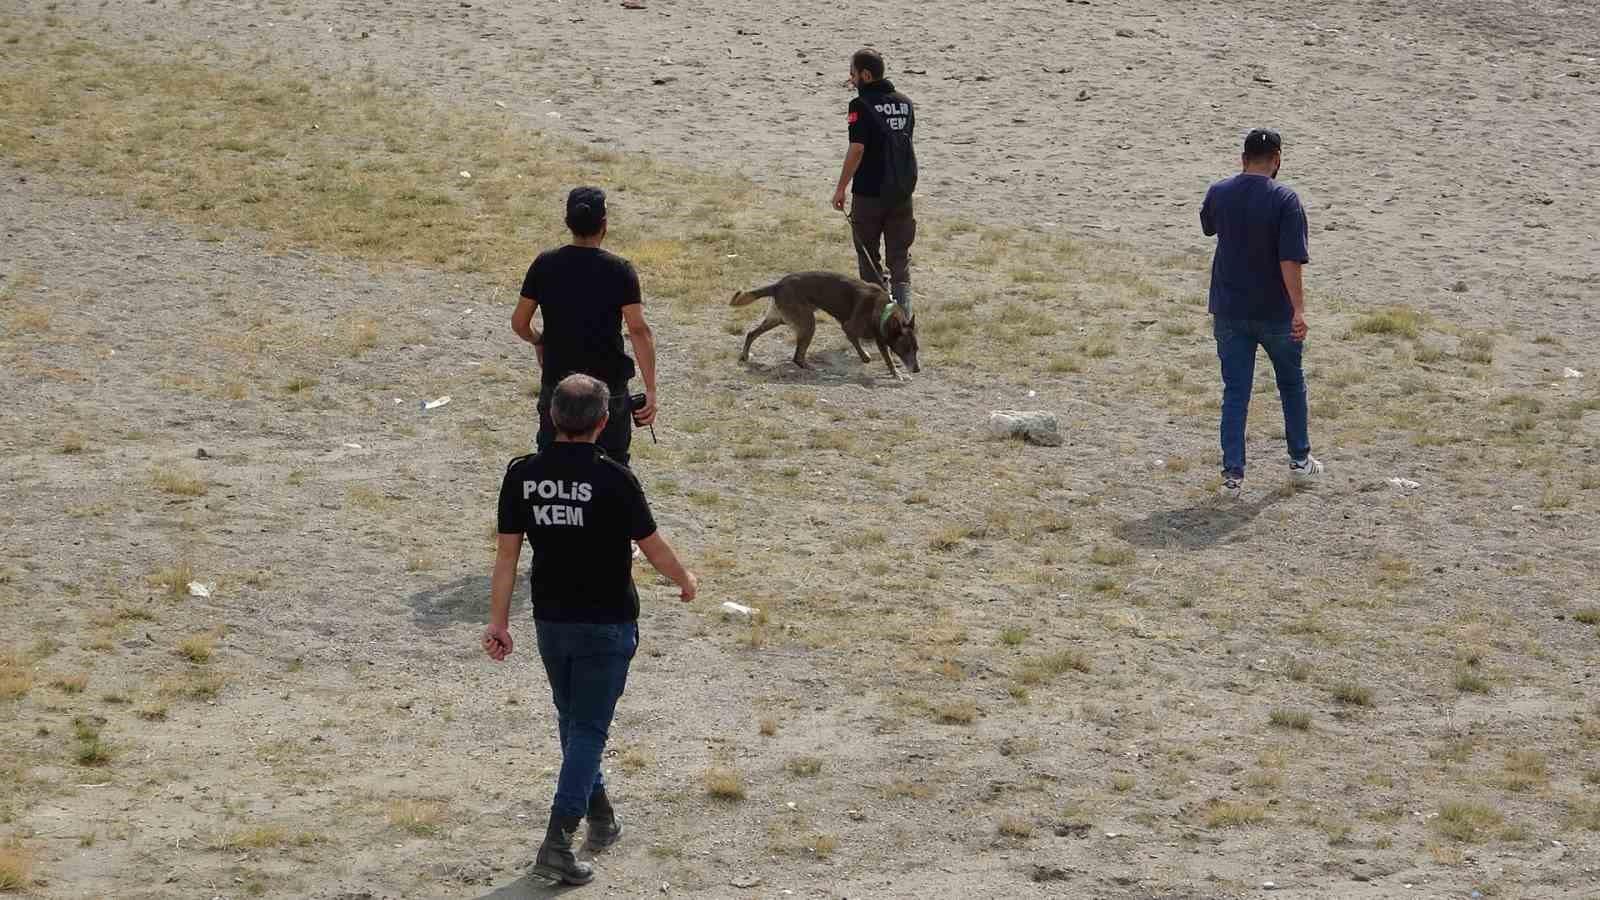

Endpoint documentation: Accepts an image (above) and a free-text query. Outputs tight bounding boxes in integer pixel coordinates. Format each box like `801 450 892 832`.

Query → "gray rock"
989 410 1063 446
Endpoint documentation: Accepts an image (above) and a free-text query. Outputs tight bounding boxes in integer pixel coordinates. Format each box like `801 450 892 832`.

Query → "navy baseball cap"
565 186 607 231
1244 128 1282 156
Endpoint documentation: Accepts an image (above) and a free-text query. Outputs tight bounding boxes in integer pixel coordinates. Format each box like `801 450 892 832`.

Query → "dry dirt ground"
3 2 1600 899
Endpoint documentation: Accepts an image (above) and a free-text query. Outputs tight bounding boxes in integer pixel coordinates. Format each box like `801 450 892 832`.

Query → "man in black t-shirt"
484 373 698 886
513 186 659 467
831 47 918 314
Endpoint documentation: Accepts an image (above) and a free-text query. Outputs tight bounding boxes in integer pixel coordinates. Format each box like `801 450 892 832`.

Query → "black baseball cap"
1244 128 1282 156
565 186 607 232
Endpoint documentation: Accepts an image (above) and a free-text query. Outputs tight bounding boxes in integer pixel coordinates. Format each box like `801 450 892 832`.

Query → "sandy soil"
39 0 1600 337
3 2 1599 900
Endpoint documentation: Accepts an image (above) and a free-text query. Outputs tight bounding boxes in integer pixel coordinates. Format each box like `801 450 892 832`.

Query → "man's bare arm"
622 303 657 425
512 296 545 367
636 531 696 601
832 143 865 210
482 533 523 660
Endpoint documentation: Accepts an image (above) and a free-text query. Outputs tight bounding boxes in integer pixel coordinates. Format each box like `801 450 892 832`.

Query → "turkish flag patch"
847 111 859 124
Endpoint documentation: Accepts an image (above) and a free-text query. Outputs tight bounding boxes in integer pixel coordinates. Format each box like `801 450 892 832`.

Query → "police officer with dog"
484 373 698 886
512 186 658 467
831 47 918 315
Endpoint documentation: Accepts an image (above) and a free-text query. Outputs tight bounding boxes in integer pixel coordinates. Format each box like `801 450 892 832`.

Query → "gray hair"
551 374 610 436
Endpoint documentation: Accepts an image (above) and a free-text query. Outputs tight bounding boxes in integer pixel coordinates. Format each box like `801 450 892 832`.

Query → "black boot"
891 281 913 316
532 814 594 885
585 787 623 850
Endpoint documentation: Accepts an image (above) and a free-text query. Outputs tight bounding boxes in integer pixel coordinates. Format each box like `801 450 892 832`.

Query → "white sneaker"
1219 474 1243 500
1289 455 1324 481
631 543 642 561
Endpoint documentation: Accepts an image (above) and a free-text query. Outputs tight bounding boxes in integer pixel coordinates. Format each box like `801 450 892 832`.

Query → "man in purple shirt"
1201 128 1325 499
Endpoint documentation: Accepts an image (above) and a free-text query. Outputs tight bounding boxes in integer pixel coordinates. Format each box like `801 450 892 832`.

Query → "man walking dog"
512 186 658 467
484 373 698 885
831 48 918 314
1201 128 1324 499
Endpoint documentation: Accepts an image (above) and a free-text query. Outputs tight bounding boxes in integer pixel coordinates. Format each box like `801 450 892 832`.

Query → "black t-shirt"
520 246 641 389
847 79 915 197
497 442 658 623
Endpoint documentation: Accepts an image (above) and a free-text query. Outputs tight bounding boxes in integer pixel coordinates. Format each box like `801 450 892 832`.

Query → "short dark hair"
1243 128 1282 162
551 374 610 436
851 48 884 80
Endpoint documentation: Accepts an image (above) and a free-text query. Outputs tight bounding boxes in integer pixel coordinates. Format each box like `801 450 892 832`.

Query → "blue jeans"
534 620 639 818
1213 316 1311 477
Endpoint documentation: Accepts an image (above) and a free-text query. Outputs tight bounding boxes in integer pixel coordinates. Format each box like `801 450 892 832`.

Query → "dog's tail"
730 283 781 307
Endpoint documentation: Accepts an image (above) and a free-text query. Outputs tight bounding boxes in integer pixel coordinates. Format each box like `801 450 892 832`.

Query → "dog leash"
843 211 890 291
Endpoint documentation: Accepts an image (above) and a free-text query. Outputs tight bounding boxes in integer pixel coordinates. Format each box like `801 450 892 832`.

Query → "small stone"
1114 28 1137 37
1450 279 1469 293
988 410 1063 447
1263 882 1277 890
195 447 209 459
1075 89 1091 102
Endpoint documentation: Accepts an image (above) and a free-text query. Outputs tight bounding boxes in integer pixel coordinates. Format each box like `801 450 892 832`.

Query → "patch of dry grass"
1089 544 1135 566
176 632 215 663
1330 682 1374 707
1454 667 1491 695
934 700 977 725
1353 307 1425 340
51 672 88 695
1434 801 1502 842
0 652 32 701
1204 801 1266 828
151 464 208 497
784 756 823 777
1498 750 1548 793
158 670 227 701
997 815 1035 838
386 800 448 837
705 766 746 801
146 561 195 598
1016 649 1091 687
211 826 324 852
0 841 32 892
1269 708 1312 731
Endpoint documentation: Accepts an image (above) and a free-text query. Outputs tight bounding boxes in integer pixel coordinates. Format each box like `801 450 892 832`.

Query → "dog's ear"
883 310 903 338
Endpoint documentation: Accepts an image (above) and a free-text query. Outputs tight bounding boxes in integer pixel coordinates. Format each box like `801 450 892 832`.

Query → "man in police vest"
484 373 698 885
831 47 919 314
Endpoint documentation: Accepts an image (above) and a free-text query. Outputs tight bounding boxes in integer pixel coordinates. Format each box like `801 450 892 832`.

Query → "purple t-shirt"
1200 174 1310 322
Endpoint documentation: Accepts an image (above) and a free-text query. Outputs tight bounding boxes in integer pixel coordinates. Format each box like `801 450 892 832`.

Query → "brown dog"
730 271 920 379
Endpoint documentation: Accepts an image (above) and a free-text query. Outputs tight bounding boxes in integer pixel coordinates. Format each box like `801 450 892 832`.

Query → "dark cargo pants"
849 194 915 291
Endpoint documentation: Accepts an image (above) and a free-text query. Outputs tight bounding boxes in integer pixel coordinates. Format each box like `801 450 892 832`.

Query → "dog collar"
878 302 900 337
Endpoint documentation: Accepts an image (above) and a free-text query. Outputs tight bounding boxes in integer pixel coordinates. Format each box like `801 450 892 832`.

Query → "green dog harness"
878 302 901 338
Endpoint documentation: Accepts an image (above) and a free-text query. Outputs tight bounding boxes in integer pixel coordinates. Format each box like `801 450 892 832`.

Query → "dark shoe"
585 788 623 851
532 814 594 885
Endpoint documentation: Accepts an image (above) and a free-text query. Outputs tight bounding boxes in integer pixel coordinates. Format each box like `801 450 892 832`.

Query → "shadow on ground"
474 874 571 899
406 575 495 629
736 348 903 387
1114 493 1285 551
